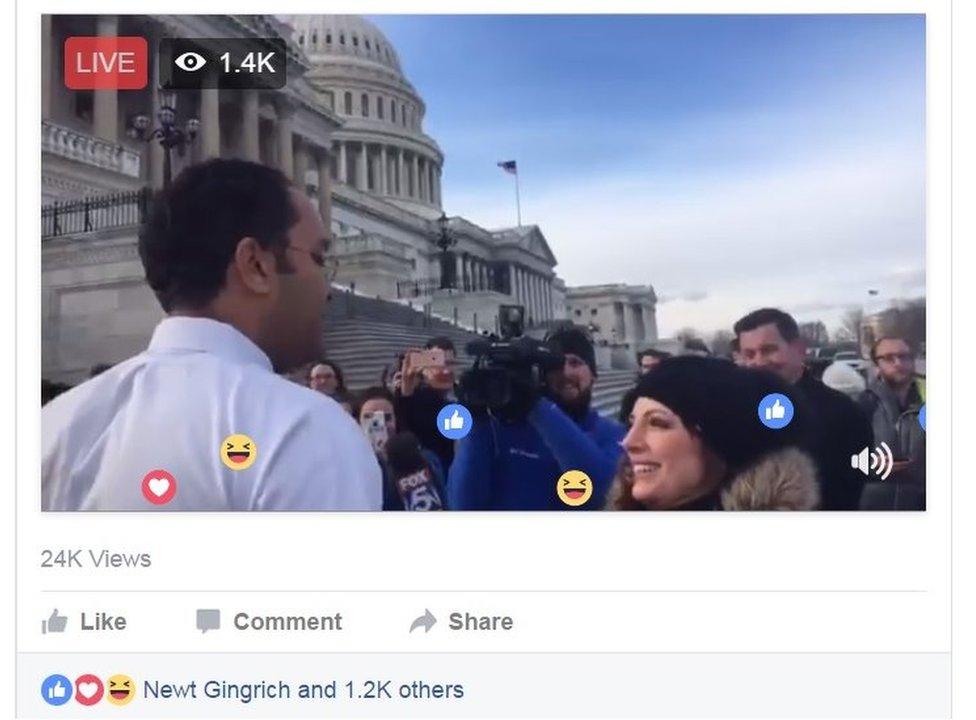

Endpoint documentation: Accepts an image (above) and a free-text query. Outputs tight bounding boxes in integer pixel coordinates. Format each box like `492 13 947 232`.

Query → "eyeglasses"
876 353 914 363
285 245 339 280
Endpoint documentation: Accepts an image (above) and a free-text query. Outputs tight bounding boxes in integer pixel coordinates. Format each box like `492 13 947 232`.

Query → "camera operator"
394 336 458 472
449 326 625 510
355 387 446 511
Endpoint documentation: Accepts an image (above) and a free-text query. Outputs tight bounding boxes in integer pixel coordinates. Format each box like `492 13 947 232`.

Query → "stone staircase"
320 288 636 419
322 318 483 390
590 369 638 421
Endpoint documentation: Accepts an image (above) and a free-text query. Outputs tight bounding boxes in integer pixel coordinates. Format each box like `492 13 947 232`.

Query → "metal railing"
396 277 444 299
42 188 152 240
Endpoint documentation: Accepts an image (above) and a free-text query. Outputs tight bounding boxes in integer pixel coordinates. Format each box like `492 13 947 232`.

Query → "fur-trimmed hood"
719 447 820 511
607 446 821 511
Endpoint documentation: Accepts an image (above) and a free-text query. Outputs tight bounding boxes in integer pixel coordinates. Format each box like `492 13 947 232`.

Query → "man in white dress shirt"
42 159 382 510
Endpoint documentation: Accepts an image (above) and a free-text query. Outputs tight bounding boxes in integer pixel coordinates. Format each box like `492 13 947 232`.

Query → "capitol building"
41 14 657 382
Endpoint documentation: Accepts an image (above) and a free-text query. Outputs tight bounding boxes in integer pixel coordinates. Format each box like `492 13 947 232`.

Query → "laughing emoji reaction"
106 674 134 706
220 434 257 471
556 470 593 507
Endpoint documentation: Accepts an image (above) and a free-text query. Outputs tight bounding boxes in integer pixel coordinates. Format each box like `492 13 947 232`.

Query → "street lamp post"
127 91 200 188
435 213 458 290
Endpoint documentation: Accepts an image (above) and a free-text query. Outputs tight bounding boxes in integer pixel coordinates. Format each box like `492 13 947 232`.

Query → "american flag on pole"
497 160 518 175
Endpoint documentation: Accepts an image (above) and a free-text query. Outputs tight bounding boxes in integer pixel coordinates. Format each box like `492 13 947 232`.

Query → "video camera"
457 305 564 422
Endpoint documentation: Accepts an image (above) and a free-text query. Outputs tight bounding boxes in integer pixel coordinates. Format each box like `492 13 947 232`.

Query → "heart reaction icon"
74 674 104 706
141 469 177 505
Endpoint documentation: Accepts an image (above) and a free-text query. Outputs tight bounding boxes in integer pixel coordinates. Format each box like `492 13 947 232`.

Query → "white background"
5 0 972 717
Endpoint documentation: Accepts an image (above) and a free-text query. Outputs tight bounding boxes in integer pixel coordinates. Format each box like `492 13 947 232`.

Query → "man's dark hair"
733 308 800 343
89 363 112 377
310 360 345 392
353 386 397 422
637 348 670 363
139 159 299 312
870 336 914 362
425 336 456 353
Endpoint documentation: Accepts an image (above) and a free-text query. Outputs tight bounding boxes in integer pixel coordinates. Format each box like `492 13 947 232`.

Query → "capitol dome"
286 15 404 77
279 14 444 216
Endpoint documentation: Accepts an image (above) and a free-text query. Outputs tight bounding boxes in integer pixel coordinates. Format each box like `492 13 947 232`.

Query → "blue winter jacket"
447 398 626 510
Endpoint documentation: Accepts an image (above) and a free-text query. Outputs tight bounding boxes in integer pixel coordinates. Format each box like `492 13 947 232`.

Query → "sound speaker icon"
850 443 894 480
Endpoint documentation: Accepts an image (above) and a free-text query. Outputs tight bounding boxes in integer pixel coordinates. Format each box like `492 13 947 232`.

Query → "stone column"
534 275 542 323
316 148 332 225
42 15 53 118
537 278 545 321
337 141 348 184
396 149 405 196
93 15 119 141
200 88 221 159
379 145 388 195
508 264 516 298
275 102 294 179
241 89 260 161
356 143 368 191
411 153 420 199
621 303 634 347
370 151 379 193
455 253 464 290
293 139 313 191
529 274 538 323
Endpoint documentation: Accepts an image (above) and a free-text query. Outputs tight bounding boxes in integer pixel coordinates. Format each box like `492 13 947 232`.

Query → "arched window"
298 34 304 46
361 93 369 117
339 33 345 45
326 33 332 45
365 38 371 50
344 92 352 115
377 96 384 119
390 100 396 123
311 32 318 47
352 34 359 47
401 104 407 126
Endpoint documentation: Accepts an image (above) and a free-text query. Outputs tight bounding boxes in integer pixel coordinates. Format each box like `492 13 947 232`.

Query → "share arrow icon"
409 609 437 633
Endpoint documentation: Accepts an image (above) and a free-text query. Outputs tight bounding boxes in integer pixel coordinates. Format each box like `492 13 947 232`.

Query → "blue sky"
369 14 925 336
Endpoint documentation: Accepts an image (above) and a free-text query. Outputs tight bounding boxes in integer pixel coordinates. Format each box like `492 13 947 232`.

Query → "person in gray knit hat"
608 356 820 511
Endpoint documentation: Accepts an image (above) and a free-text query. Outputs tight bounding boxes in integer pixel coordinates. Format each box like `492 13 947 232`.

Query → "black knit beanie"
546 326 597 377
632 356 809 472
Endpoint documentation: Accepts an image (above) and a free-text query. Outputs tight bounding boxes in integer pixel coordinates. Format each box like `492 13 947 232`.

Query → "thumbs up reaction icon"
758 394 794 430
437 404 473 439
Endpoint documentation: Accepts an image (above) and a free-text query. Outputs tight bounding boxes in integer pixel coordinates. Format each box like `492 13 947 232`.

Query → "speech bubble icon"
196 608 221 633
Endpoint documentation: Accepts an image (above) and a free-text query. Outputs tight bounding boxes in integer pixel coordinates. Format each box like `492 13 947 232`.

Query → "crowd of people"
40 159 926 512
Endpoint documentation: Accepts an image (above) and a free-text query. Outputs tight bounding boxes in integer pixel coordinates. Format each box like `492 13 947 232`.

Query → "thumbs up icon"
758 393 794 429
42 608 67 634
765 399 786 421
49 681 67 699
438 404 473 439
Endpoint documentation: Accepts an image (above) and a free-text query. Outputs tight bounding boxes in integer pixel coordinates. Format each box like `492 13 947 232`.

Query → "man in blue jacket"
448 327 625 510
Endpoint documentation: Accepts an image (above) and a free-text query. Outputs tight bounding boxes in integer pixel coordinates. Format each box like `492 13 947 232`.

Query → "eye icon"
174 51 207 72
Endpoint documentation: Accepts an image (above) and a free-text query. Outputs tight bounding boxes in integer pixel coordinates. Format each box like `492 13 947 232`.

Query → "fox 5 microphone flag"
497 160 518 175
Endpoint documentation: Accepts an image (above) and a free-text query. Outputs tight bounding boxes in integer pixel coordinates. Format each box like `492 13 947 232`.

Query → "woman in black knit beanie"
608 356 820 511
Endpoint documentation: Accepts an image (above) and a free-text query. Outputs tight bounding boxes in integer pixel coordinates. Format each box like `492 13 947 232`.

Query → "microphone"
385 432 427 477
384 432 444 511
